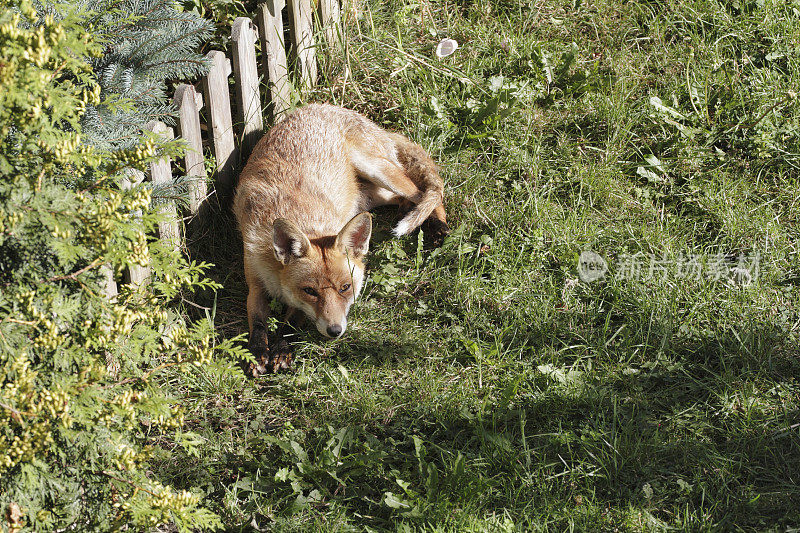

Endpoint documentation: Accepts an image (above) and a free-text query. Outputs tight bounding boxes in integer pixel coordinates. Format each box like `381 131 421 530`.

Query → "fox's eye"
340 283 351 294
302 287 318 297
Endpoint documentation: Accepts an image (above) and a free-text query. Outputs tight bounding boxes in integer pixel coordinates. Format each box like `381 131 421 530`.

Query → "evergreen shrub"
0 1 238 530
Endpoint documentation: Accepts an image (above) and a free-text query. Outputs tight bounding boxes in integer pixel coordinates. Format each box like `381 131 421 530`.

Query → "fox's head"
271 213 372 338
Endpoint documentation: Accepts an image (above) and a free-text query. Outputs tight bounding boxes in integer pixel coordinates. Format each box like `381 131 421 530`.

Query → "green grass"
163 0 800 530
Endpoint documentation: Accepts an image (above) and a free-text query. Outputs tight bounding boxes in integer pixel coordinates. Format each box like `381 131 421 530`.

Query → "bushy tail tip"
392 189 442 237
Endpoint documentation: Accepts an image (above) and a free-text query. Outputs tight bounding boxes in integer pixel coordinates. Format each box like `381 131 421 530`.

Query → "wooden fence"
105 0 342 296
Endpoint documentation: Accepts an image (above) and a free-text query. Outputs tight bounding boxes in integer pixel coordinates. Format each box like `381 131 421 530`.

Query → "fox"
233 104 449 375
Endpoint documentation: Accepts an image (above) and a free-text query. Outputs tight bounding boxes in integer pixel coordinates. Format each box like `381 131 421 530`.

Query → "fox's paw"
247 341 271 377
247 339 293 376
267 337 293 373
422 218 450 248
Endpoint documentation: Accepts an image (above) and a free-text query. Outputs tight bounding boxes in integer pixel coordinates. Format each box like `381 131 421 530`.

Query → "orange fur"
234 104 447 374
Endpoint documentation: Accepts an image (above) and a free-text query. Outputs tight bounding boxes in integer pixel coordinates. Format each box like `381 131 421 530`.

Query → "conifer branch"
48 258 103 282
100 471 158 496
0 401 32 421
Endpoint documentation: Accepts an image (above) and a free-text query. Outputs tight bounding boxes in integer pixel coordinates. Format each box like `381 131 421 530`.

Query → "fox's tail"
390 134 445 237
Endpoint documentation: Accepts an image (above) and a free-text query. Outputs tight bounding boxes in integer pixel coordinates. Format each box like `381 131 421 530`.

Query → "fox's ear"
335 212 372 259
273 219 311 264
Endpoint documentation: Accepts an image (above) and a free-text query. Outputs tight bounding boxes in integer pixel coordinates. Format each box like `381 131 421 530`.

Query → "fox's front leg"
246 284 293 375
246 284 271 375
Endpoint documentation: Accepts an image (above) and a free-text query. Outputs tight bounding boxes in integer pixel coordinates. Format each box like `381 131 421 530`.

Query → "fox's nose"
326 324 343 338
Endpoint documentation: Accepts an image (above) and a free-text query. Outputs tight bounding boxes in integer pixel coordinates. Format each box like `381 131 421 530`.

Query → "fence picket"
232 17 264 159
202 50 237 193
121 169 150 285
173 84 207 214
288 0 318 90
100 264 118 298
258 0 292 121
146 121 181 252
318 0 341 48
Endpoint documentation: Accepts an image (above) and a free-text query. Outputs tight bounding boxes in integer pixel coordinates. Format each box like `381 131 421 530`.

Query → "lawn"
162 0 800 530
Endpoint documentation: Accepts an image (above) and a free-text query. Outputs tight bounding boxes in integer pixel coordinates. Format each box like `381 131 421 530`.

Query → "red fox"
234 104 448 374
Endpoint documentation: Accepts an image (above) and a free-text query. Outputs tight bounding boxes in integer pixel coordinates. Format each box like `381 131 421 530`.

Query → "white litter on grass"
435 38 458 58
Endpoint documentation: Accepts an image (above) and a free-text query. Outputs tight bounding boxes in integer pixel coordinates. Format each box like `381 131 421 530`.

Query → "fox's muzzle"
316 317 346 339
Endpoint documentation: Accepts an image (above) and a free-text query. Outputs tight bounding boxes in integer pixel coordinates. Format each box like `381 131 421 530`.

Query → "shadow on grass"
197 313 799 530
175 194 798 530
183 195 248 339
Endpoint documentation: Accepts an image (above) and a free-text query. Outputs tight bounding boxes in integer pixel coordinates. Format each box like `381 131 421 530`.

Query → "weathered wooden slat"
258 0 292 121
202 50 237 193
318 0 341 48
100 263 118 298
173 85 206 214
121 169 151 286
288 0 318 90
232 17 264 160
146 121 181 252
173 84 207 214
